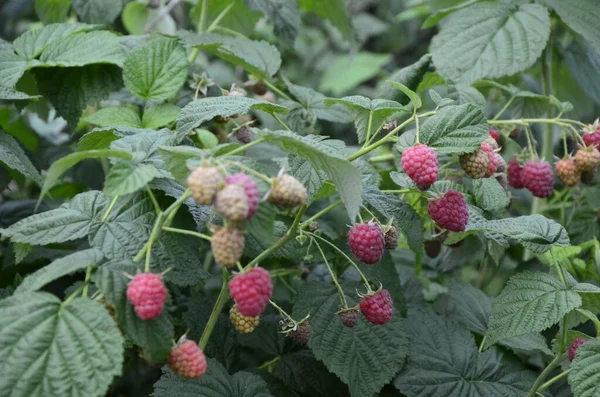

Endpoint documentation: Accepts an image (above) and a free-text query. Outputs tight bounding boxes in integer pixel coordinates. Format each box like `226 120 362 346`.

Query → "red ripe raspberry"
521 160 553 198
481 142 498 177
225 173 260 219
569 337 587 362
508 158 525 189
338 308 359 328
168 338 207 379
347 222 385 265
574 147 600 172
401 144 438 190
489 128 500 142
555 158 580 187
360 289 393 325
126 273 167 320
583 131 600 150
427 190 469 232
228 266 272 317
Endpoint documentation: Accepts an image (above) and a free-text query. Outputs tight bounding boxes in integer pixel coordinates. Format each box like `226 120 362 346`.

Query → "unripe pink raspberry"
211 227 245 268
187 166 222 205
508 158 525 189
401 144 438 190
225 173 260 219
574 146 600 172
126 273 167 320
427 190 469 232
360 289 393 325
214 184 249 222
569 337 587 362
347 222 385 265
168 338 207 379
228 266 272 317
555 158 580 187
489 128 500 142
521 160 553 198
481 142 498 177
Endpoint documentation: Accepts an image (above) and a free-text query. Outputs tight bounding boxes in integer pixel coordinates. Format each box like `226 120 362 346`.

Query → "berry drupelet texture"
427 190 469 232
401 144 438 190
126 273 167 320
360 289 393 325
228 266 273 317
347 222 385 264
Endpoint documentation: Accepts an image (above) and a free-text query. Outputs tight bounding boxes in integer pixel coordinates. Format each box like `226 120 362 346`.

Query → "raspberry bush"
1 1 600 397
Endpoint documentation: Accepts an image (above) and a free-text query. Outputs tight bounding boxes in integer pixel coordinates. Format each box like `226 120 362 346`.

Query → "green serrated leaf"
293 282 409 397
467 214 570 253
320 52 391 95
176 96 288 138
258 130 362 221
0 50 33 89
13 23 99 60
40 30 125 67
142 103 180 129
196 129 218 149
104 159 158 197
545 0 600 58
35 0 71 24
72 0 122 24
150 233 210 286
563 40 600 106
0 130 42 185
485 271 581 346
34 64 123 126
275 350 343 396
569 339 600 397
386 81 422 109
299 0 352 39
0 86 40 100
153 359 272 397
419 103 488 154
447 82 486 109
431 3 550 83
15 248 104 294
363 186 423 253
247 0 300 41
422 0 480 28
394 313 536 396
378 54 431 103
39 149 133 202
77 128 121 151
96 259 174 361
472 178 509 211
84 107 142 128
324 96 408 143
0 292 123 397
123 38 187 101
180 31 281 79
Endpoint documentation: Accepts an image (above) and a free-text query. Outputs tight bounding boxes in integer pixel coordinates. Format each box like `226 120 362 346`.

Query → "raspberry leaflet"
401 144 438 190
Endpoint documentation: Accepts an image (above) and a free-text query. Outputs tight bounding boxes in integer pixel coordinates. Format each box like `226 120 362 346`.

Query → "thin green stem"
258 356 280 370
348 114 416 161
524 126 537 159
478 335 487 353
101 196 119 222
224 137 266 156
313 237 348 308
145 185 161 214
364 111 374 147
222 159 273 183
82 266 93 297
262 79 293 102
245 206 306 269
272 114 291 131
301 200 342 227
537 369 572 394
491 96 515 121
269 299 294 321
369 153 394 163
197 0 209 32
206 0 235 32
198 268 230 349
163 226 212 241
414 112 420 144
576 308 600 336
361 205 377 222
305 231 372 293
527 353 567 397
63 285 85 306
